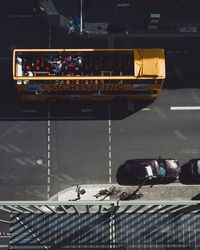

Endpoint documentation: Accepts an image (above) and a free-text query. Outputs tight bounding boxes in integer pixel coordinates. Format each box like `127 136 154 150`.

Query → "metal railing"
0 200 200 214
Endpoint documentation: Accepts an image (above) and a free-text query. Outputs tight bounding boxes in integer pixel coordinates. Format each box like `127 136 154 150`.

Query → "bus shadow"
0 100 153 121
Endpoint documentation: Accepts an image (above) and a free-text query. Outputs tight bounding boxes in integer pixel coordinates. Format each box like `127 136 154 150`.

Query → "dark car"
187 159 200 180
122 158 180 182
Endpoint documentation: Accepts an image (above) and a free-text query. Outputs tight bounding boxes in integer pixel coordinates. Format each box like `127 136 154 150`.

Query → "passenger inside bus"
21 52 133 77
22 54 83 76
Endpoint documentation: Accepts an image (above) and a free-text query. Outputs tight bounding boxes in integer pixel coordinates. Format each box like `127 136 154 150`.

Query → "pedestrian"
73 56 82 70
74 17 80 32
67 16 75 34
51 61 62 75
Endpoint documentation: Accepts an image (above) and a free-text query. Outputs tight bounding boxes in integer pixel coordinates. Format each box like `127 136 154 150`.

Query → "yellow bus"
13 48 165 101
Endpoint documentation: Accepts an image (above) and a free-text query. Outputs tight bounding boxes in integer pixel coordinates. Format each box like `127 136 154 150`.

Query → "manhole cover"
36 159 43 165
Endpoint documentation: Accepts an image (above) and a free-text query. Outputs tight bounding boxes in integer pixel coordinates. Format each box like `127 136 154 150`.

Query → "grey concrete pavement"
40 0 200 37
111 89 200 175
1 88 200 200
49 119 109 196
48 88 200 198
50 184 200 201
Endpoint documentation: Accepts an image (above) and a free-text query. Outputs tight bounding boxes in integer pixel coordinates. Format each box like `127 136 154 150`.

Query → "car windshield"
158 162 166 177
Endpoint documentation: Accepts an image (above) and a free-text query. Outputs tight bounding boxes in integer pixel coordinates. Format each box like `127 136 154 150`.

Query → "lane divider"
47 104 51 199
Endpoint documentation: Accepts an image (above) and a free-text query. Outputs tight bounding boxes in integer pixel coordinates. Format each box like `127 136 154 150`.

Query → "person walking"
67 16 75 34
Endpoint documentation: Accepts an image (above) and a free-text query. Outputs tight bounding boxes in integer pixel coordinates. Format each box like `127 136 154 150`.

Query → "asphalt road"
1 89 200 200
0 0 200 200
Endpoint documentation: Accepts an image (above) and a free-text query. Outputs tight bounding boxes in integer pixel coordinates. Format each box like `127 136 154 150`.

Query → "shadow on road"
0 100 153 121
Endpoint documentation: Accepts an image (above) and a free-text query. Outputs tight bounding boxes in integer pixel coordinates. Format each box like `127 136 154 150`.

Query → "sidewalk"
40 0 68 29
49 184 200 201
40 0 200 39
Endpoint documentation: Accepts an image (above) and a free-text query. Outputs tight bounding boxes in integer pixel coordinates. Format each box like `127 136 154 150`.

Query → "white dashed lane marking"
47 104 51 199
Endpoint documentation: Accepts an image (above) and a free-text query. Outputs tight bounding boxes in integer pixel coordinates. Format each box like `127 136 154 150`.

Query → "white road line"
109 160 112 167
109 135 111 143
109 151 112 159
109 176 112 184
142 108 151 111
171 106 200 110
109 145 111 151
109 168 111 175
